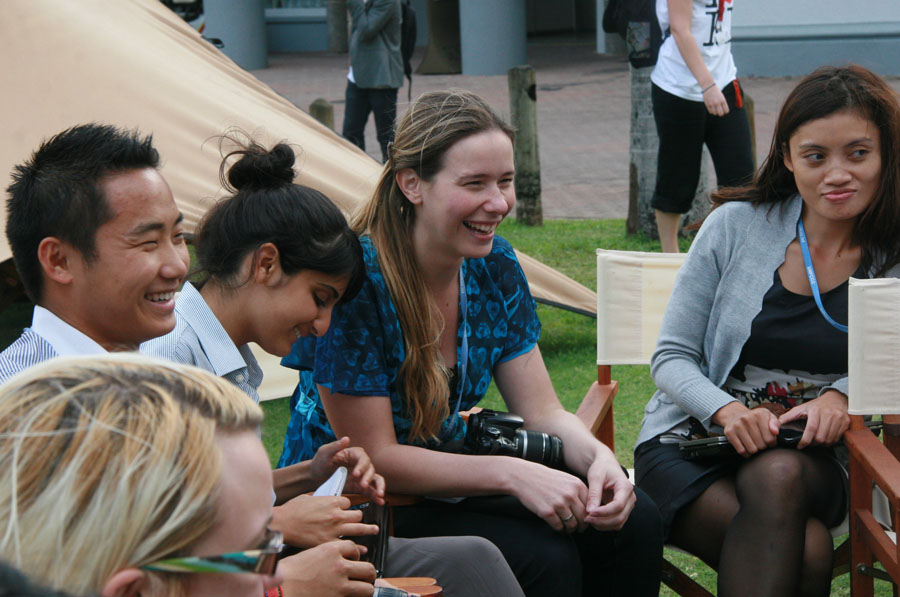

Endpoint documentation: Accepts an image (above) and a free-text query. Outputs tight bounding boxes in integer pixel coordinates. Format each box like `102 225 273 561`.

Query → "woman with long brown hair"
280 89 663 596
143 136 526 597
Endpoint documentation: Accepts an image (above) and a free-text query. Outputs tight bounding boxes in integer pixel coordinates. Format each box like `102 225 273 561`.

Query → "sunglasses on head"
141 529 283 576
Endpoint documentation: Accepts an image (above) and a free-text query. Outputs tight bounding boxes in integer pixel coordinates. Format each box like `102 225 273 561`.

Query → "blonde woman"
282 90 663 596
0 355 376 597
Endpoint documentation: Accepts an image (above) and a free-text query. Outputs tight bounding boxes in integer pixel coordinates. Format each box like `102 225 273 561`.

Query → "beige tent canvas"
1 0 596 400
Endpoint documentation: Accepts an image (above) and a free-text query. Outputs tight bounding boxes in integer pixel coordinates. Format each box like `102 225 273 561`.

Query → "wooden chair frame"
579 368 851 596
847 414 900 596
578 374 715 597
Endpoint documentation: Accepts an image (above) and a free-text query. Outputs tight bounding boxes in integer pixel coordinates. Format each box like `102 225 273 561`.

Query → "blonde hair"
0 354 262 596
352 90 514 444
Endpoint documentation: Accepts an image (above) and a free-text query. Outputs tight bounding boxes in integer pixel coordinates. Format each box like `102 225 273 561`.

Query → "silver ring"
561 513 575 523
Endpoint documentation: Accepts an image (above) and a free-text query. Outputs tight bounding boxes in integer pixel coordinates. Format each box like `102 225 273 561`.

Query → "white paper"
313 466 348 497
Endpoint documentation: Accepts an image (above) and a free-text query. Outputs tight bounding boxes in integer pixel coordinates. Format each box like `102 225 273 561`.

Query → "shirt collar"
237 343 265 393
31 306 108 356
176 283 250 378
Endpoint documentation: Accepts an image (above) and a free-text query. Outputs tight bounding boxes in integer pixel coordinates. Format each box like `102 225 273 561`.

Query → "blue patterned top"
277 235 541 467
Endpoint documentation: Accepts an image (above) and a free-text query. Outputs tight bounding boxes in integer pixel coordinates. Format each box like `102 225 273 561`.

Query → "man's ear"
396 168 423 205
251 242 283 287
37 237 75 285
783 144 795 173
100 568 148 597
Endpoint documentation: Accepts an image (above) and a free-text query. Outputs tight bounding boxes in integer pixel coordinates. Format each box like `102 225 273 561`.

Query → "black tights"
669 448 846 597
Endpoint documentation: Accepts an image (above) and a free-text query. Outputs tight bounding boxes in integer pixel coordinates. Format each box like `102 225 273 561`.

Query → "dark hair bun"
224 142 295 192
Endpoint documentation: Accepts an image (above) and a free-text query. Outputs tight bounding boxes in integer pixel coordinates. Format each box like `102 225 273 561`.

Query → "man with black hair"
0 123 189 381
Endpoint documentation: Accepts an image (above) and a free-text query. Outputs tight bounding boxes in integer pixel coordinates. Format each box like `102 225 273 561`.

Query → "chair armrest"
379 577 443 596
845 428 900 501
576 380 619 448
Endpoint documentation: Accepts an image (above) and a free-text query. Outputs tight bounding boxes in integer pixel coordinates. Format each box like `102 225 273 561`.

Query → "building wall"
731 0 900 76
261 0 900 76
266 0 430 52
266 7 327 52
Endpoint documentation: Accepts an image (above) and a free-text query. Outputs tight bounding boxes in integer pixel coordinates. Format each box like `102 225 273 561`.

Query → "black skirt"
633 437 848 539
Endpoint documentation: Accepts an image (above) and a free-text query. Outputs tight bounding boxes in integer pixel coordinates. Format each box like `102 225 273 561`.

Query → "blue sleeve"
312 270 404 397
485 237 541 363
281 335 316 371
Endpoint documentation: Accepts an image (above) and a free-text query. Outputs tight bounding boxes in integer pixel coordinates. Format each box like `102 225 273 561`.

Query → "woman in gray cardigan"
635 65 900 597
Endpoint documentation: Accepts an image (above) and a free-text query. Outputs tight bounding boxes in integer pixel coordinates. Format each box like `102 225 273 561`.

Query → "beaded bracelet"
701 82 716 94
263 587 283 597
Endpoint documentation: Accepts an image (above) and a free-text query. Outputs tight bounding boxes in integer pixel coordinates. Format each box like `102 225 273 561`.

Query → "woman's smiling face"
251 266 348 358
784 109 882 225
407 129 516 263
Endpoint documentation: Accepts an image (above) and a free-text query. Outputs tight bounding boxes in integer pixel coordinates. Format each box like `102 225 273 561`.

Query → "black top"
730 265 865 379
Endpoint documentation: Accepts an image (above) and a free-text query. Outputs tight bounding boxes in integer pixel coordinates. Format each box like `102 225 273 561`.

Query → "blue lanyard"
452 267 469 416
796 218 848 333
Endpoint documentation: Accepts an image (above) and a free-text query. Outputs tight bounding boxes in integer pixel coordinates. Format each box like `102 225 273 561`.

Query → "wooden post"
629 64 712 239
309 98 334 131
628 65 655 236
327 0 348 53
508 65 543 226
743 91 757 170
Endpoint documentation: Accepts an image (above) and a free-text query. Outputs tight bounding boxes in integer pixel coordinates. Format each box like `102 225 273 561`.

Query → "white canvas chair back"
596 249 687 366
841 277 900 534
849 277 900 415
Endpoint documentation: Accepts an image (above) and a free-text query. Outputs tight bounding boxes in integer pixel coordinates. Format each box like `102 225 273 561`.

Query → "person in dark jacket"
342 0 403 162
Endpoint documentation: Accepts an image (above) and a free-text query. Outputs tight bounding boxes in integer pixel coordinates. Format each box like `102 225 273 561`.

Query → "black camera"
464 409 564 469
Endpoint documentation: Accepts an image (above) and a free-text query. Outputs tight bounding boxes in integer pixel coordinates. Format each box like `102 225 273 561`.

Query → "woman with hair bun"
282 89 664 596
143 137 525 597
143 136 366 396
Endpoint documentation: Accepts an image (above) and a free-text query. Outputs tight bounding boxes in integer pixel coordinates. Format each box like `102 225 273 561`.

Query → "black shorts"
650 81 755 214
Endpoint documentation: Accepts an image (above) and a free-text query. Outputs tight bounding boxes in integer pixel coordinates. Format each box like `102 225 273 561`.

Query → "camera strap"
453 266 469 416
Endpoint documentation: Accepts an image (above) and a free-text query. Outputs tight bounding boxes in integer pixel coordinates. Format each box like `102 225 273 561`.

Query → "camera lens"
517 430 564 468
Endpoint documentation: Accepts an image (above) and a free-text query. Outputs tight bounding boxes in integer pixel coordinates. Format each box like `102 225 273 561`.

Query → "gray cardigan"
636 195 900 447
348 0 403 90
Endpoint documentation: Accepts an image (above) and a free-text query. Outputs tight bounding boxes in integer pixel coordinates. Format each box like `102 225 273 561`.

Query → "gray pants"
385 536 524 596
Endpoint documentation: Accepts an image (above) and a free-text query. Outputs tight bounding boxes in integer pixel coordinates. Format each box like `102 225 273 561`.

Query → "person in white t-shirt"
650 0 754 252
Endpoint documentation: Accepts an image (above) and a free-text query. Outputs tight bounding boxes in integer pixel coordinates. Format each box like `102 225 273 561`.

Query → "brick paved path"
252 42 900 220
